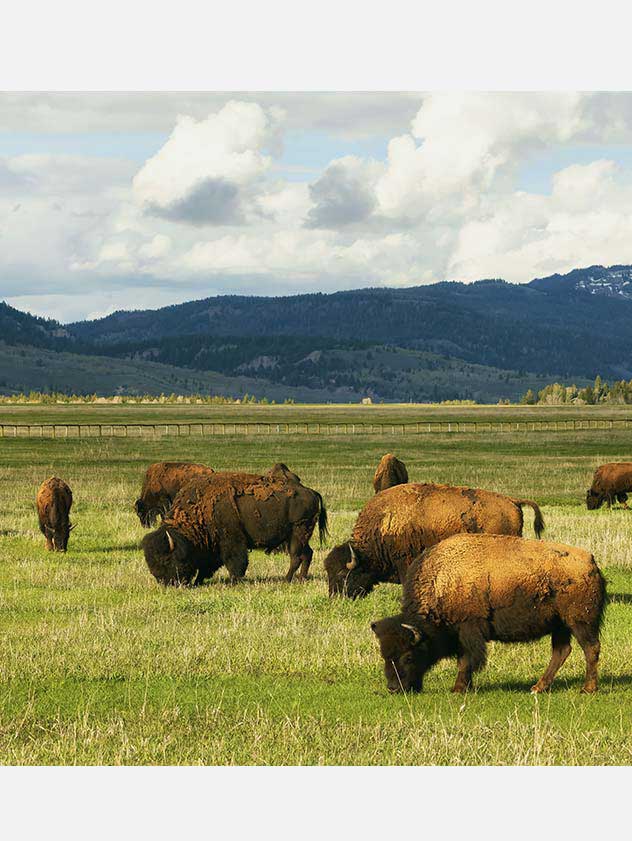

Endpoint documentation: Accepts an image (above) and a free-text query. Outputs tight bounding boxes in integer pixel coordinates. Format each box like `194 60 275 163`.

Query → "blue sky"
3 92 632 323
7 128 632 193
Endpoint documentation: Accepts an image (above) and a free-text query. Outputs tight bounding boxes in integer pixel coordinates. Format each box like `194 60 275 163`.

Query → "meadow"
3 404 632 765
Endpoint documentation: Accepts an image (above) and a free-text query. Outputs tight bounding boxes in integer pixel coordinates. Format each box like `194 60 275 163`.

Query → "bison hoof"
581 684 598 694
530 683 548 694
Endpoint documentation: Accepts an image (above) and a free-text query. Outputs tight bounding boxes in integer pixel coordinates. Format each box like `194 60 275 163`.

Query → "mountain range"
1 263 630 402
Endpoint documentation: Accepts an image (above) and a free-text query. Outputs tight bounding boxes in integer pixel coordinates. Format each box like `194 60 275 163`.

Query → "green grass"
3 408 632 764
2 400 632 426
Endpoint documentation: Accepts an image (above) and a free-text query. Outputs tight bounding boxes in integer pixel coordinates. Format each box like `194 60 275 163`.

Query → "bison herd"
34 453 632 696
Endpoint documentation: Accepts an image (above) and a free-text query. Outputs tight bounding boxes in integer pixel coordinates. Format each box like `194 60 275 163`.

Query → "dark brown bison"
141 464 328 585
586 462 632 510
371 533 605 694
135 462 214 526
373 453 408 493
324 482 545 598
36 477 74 552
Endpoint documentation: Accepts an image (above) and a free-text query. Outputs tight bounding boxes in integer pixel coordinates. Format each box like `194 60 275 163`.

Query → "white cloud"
305 156 383 229
0 92 422 138
5 93 632 321
132 101 282 225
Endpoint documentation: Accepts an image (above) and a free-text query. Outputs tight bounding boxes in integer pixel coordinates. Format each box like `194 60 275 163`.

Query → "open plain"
2 404 632 764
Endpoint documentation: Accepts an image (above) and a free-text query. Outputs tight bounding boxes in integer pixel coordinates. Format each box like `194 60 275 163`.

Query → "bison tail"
315 491 329 546
595 566 608 634
513 498 545 539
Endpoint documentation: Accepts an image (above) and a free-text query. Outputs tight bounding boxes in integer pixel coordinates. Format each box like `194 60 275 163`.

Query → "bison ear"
370 621 378 634
401 623 422 645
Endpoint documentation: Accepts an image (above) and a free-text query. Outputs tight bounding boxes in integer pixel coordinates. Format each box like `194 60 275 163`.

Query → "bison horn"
401 623 421 645
166 530 175 553
346 544 358 571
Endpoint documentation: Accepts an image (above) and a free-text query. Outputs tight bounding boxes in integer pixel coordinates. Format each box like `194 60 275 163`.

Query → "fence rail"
1 418 631 438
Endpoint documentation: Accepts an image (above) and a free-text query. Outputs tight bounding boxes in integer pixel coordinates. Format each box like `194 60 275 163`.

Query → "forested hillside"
0 264 627 400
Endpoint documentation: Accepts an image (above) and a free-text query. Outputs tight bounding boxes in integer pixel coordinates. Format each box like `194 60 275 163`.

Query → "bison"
586 462 632 510
373 453 409 493
371 533 605 694
141 464 328 586
36 477 74 552
324 482 545 598
135 462 214 526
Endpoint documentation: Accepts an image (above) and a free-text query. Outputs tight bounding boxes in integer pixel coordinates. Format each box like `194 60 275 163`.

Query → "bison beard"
372 533 605 695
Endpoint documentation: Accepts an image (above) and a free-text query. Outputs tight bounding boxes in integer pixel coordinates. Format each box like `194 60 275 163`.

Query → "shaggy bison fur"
373 453 409 493
586 462 632 510
36 476 73 552
324 482 545 598
141 464 328 586
135 461 214 526
372 533 605 694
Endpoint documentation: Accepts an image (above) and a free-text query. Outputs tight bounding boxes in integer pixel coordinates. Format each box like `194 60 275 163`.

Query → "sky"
4 91 632 323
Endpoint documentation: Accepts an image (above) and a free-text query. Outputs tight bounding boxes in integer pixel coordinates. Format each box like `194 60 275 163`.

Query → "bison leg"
571 623 600 694
452 653 473 693
285 551 303 583
286 526 314 583
617 492 629 509
220 537 249 584
531 626 572 693
452 622 487 692
297 545 313 581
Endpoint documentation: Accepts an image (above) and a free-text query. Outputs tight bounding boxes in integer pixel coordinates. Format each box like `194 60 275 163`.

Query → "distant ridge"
1 264 629 400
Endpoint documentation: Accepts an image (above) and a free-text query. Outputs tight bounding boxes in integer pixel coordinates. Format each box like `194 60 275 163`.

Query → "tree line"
520 376 632 405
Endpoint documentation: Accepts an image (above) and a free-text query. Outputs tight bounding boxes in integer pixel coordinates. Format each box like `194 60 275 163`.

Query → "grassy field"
2 400 632 426
3 405 632 764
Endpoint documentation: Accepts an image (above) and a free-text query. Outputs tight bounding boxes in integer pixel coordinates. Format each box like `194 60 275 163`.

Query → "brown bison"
373 453 409 493
36 477 74 552
586 462 632 510
324 482 545 598
135 462 214 526
371 533 605 694
141 464 328 585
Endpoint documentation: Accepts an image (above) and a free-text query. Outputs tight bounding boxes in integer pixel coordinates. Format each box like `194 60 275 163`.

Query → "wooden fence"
1 418 631 438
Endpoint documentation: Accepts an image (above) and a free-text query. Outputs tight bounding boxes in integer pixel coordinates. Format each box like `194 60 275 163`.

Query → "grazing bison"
324 482 545 598
586 462 632 510
141 465 328 585
36 477 73 552
135 462 214 526
373 453 409 493
371 533 605 694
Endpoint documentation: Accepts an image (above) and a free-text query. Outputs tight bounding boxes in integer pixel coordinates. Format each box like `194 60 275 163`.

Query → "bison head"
141 525 210 585
371 616 428 693
45 520 73 552
323 542 379 598
135 497 159 528
586 489 604 510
